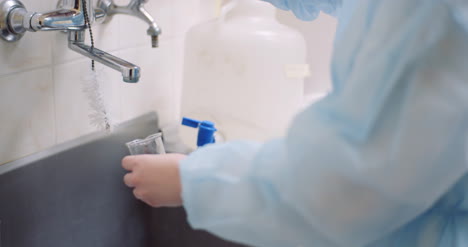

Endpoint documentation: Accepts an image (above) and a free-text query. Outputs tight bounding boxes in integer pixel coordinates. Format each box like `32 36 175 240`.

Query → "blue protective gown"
179 0 468 246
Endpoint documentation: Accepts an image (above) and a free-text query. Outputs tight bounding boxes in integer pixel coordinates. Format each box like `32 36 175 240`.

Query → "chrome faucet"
69 30 140 82
0 0 91 40
97 0 161 48
0 0 141 83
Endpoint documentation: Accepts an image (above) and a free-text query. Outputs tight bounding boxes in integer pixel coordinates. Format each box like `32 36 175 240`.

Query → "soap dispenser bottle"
181 0 308 144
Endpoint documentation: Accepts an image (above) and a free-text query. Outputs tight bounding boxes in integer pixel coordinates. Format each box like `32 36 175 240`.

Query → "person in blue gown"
121 0 468 246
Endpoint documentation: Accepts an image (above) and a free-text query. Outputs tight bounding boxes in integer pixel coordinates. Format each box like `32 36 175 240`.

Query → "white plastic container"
181 0 307 146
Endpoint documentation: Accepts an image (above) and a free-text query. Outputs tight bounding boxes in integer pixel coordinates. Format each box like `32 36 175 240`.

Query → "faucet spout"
68 31 141 83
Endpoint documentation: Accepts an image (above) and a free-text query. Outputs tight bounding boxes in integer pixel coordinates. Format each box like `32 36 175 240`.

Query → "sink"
0 112 246 247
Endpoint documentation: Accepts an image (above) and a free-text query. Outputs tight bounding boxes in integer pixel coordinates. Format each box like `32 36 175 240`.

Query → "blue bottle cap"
181 117 200 128
182 117 217 147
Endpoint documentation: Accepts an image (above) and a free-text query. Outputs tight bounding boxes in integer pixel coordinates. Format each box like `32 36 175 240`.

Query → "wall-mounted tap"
97 0 161 48
0 0 141 83
69 30 140 82
0 0 91 41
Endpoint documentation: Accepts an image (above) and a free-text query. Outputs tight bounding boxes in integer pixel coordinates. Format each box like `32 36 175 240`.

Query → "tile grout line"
51 64 58 146
50 30 58 145
0 64 53 81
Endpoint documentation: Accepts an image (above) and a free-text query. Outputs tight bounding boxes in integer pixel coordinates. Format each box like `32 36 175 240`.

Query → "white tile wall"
0 68 55 164
54 59 121 143
0 0 205 165
117 40 177 126
171 37 186 123
0 33 53 77
0 0 58 76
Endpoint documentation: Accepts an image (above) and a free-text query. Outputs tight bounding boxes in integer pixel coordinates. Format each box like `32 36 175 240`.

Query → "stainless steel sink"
0 112 246 247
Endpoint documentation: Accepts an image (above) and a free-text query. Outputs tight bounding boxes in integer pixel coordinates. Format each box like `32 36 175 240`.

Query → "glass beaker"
126 132 166 155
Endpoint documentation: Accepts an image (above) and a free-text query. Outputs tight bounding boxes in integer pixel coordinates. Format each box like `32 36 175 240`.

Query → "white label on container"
285 64 310 79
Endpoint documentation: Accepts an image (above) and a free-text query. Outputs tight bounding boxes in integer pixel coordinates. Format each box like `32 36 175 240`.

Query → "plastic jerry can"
181 0 308 145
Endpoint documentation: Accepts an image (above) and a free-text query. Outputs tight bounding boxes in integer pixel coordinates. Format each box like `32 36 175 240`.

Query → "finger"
133 189 144 200
144 198 159 208
123 173 136 187
122 156 138 171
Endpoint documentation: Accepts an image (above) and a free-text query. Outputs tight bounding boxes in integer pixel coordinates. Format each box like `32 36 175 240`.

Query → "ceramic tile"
0 32 53 77
0 0 84 76
171 36 186 119
23 0 57 11
117 40 177 127
54 59 122 143
0 68 55 165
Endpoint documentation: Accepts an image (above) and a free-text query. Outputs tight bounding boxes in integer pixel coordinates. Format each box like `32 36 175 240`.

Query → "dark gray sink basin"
0 113 245 247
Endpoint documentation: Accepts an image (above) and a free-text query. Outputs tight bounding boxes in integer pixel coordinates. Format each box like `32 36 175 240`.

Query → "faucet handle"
97 0 161 48
0 0 26 42
1 0 88 42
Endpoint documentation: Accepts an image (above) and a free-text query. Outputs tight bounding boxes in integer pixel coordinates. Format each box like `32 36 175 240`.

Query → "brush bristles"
82 67 113 132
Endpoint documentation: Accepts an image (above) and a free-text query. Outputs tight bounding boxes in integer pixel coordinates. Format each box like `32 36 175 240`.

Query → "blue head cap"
182 117 217 147
261 0 342 21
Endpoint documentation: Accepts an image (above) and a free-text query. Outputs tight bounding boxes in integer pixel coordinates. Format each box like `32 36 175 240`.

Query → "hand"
122 153 186 207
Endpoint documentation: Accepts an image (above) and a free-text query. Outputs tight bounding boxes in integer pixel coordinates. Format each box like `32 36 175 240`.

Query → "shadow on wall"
276 10 337 98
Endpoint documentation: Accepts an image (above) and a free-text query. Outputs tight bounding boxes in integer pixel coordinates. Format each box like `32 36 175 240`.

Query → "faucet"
0 0 86 39
69 30 140 83
0 0 141 83
97 0 161 48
